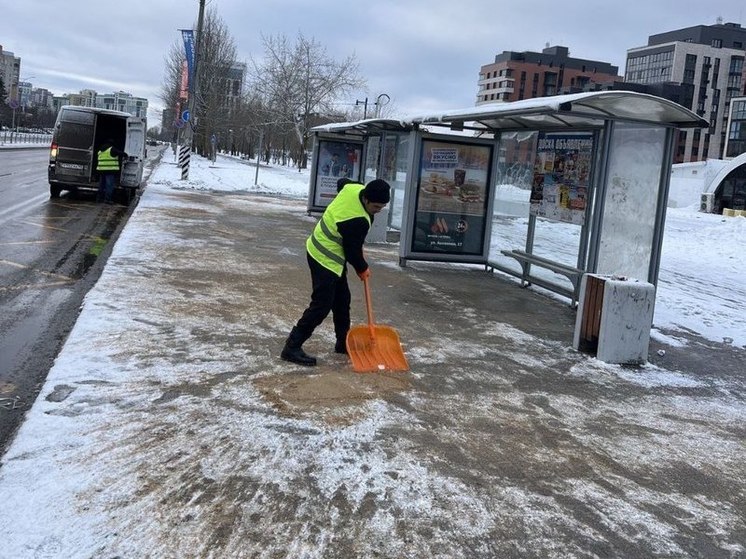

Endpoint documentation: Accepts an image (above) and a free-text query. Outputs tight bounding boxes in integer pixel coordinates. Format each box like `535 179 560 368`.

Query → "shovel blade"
346 325 409 373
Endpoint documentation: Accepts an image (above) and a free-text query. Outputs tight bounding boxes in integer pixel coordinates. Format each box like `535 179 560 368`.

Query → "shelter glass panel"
530 132 594 225
313 140 363 208
411 139 493 255
381 132 411 231
491 131 536 221
596 123 666 280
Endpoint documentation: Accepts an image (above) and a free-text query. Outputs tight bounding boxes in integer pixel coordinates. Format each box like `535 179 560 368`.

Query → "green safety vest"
307 183 370 276
96 147 120 172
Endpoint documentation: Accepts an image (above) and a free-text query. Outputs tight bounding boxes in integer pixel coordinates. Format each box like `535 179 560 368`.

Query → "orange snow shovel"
346 276 409 373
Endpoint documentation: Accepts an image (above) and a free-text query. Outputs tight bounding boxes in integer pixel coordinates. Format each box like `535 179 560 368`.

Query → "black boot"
281 328 317 366
281 345 317 366
335 339 348 354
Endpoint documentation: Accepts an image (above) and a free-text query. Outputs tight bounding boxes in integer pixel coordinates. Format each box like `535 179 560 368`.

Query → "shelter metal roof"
311 118 412 136
311 91 709 136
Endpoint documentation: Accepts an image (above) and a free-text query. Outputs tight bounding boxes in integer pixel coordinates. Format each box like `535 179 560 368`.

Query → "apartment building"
626 21 746 161
477 45 621 104
52 89 148 118
723 95 746 158
95 91 148 118
0 45 21 97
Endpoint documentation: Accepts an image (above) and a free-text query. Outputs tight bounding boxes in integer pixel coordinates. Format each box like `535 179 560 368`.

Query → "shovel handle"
363 276 375 340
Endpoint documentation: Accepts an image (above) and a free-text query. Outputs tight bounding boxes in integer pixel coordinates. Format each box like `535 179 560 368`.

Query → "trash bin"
572 274 656 364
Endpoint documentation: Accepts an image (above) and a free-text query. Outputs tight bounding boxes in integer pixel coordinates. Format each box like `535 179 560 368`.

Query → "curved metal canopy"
312 91 708 136
410 91 709 131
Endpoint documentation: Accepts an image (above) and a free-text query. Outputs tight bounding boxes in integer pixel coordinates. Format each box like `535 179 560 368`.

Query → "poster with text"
313 140 363 207
530 132 593 225
411 139 493 255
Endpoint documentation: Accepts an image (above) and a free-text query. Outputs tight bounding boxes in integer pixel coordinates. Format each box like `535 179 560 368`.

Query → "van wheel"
124 188 137 205
50 184 62 198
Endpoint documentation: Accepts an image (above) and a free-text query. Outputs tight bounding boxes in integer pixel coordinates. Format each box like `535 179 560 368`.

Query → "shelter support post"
649 127 677 286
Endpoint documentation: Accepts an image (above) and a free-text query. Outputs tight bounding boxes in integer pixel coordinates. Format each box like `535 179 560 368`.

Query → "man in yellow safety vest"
281 179 391 366
96 140 127 204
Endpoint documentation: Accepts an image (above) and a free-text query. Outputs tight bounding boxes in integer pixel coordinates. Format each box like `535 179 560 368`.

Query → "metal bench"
499 249 583 305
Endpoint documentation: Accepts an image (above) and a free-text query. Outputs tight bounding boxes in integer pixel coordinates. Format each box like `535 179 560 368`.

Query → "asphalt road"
0 147 161 454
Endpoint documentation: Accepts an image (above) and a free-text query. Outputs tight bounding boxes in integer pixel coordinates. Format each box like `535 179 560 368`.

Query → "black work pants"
292 252 351 346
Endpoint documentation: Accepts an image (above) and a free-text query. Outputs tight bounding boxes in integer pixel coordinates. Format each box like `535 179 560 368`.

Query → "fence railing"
0 131 53 146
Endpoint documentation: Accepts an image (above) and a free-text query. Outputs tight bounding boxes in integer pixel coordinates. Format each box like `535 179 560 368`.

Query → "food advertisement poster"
530 132 593 225
411 139 493 255
313 140 363 207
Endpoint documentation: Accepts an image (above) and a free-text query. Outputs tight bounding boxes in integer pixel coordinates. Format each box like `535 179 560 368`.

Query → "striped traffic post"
179 145 190 180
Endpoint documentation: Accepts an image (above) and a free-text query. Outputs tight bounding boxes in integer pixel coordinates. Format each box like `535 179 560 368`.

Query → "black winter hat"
363 179 391 204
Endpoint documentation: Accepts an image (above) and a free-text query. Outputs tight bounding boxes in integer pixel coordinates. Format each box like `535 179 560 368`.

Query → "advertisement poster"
530 132 593 225
313 140 363 207
411 139 493 255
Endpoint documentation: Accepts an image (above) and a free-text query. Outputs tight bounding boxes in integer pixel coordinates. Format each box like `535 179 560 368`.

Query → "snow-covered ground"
0 150 743 557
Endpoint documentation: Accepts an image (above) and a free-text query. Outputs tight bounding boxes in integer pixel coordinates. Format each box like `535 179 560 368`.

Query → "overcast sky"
2 0 745 126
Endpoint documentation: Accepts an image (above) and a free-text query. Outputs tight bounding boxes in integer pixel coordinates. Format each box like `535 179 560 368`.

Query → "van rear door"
54 109 95 182
121 117 146 188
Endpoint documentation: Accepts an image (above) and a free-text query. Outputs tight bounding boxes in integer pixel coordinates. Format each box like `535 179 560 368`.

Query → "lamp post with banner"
179 0 205 180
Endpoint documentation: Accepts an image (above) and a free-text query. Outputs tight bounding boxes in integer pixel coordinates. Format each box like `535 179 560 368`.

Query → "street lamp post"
355 98 368 119
374 93 390 118
355 94 390 120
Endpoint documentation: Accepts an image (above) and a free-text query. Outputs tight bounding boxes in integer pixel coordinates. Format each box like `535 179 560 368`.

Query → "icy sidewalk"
0 164 744 557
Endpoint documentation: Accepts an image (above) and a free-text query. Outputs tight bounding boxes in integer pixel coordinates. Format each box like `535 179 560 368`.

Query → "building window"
712 38 722 48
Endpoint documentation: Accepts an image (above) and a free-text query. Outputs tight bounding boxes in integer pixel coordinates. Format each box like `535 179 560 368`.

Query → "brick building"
477 45 621 105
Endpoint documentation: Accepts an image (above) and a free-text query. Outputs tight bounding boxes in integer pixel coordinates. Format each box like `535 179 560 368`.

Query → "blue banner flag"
181 29 195 91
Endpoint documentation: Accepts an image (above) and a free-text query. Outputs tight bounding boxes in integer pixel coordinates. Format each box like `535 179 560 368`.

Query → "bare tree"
250 32 366 168
159 43 186 143
192 8 239 156
0 78 13 128
159 8 239 155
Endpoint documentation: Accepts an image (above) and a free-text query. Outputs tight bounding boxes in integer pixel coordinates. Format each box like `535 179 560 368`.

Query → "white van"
48 106 146 203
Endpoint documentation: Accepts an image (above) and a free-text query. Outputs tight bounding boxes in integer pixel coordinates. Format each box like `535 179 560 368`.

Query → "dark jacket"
337 193 374 274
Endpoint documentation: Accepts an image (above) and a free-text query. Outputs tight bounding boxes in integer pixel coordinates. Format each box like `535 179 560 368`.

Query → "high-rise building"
54 89 148 118
94 91 148 118
18 81 32 107
221 62 246 110
0 45 21 99
477 45 621 104
723 95 746 158
625 21 746 161
30 87 54 109
66 89 96 107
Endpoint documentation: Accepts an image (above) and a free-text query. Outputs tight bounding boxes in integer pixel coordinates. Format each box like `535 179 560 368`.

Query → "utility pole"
182 0 205 180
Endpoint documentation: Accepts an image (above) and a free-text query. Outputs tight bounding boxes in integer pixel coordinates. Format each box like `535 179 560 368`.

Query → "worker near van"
281 179 391 366
96 140 126 204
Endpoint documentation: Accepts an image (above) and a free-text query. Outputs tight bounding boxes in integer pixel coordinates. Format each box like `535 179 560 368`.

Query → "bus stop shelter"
308 91 708 304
